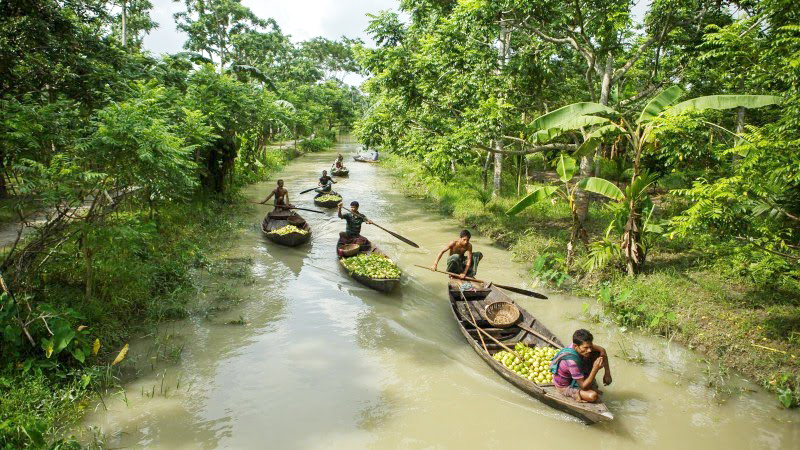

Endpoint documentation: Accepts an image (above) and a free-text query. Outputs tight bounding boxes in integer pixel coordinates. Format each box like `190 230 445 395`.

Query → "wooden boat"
261 211 311 246
337 244 400 292
331 166 349 176
448 280 614 424
313 191 342 208
353 154 378 163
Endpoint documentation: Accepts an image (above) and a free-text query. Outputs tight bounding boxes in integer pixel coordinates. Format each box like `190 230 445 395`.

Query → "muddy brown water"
79 139 799 448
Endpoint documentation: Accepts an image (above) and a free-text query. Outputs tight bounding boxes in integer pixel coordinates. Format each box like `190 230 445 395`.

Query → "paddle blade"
389 231 419 248
494 283 548 299
300 187 317 194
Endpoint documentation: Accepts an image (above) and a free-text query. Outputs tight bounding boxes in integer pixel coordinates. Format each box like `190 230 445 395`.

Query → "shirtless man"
430 229 483 279
334 154 344 169
260 179 292 212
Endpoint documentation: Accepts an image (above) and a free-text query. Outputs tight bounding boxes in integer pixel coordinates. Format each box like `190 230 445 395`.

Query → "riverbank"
0 138 334 447
384 154 800 408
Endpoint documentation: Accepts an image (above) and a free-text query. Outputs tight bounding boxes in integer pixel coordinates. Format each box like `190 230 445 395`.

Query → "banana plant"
508 154 623 267
517 86 781 275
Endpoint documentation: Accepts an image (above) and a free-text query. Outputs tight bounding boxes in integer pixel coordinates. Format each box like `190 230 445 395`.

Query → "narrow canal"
80 138 799 448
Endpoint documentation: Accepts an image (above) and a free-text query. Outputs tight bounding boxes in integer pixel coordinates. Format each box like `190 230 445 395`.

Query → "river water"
80 139 799 448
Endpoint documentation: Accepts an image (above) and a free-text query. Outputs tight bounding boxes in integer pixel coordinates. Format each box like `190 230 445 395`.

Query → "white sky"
143 0 401 85
143 0 651 86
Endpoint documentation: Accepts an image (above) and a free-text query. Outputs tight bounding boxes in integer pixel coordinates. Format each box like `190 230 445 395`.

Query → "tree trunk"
482 150 491 191
493 147 503 197
575 154 593 224
121 0 127 48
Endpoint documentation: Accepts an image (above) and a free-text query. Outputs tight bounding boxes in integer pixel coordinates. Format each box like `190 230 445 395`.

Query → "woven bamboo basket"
484 301 521 328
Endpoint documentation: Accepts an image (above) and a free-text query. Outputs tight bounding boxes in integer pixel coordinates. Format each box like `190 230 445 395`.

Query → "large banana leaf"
530 115 609 143
637 85 684 124
529 102 616 131
556 154 577 183
577 177 624 201
664 95 782 116
573 137 600 159
506 186 559 215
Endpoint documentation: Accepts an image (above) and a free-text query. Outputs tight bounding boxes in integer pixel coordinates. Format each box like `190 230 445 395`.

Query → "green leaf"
506 186 559 215
556 154 577 183
573 137 599 159
664 95 782 116
529 102 616 131
577 177 624 201
637 85 684 123
81 374 92 389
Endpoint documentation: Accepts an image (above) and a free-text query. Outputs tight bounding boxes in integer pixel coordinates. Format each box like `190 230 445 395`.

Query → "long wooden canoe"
261 211 311 247
313 191 342 208
448 280 614 424
353 154 378 163
337 245 400 293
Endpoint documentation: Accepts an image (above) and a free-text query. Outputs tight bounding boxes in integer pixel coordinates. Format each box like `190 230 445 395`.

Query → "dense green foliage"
357 0 800 405
0 0 362 445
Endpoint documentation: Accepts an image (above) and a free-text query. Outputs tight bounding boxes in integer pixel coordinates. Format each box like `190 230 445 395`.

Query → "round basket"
484 301 521 328
340 243 360 257
287 215 305 226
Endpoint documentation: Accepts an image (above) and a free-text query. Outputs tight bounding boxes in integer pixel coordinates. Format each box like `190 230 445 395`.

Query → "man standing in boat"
260 179 293 213
337 201 373 254
430 229 482 279
316 170 336 193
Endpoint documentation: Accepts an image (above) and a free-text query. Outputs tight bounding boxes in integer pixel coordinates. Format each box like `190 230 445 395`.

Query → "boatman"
260 179 293 213
334 153 344 169
337 201 373 254
430 229 482 279
316 170 336 193
550 329 612 403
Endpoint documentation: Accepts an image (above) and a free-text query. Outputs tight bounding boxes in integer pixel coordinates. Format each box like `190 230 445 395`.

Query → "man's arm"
337 203 344 218
461 244 473 278
260 190 275 204
593 344 612 385
577 356 604 389
285 191 291 207
431 241 454 271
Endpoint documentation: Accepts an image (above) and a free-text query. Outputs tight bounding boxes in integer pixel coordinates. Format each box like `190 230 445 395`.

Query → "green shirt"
343 212 367 236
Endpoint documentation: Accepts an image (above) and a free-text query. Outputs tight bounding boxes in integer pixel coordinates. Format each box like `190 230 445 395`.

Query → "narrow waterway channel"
79 139 799 448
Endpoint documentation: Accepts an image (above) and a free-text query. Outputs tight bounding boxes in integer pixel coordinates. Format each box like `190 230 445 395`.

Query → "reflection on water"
79 140 800 449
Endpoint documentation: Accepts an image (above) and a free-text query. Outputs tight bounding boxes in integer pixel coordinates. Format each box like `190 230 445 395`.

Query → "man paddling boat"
550 329 612 403
430 230 482 279
260 179 293 212
334 153 344 169
316 170 336 193
337 201 373 254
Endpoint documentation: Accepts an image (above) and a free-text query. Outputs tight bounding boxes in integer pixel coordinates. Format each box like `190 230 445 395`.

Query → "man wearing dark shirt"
336 200 373 254
316 170 336 193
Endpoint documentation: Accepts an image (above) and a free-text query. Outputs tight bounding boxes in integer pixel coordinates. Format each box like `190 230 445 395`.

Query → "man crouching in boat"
260 179 293 213
550 329 612 403
337 201 373 254
430 230 483 279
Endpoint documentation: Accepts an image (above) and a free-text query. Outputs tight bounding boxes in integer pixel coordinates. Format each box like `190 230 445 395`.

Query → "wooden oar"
457 292 524 360
341 206 419 248
251 202 325 214
459 290 488 354
515 322 561 349
414 265 548 299
299 186 318 194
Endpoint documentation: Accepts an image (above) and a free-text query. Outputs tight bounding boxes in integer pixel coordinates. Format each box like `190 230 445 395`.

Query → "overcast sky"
143 1 650 86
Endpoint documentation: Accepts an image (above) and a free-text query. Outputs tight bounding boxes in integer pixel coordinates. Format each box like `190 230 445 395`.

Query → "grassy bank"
385 154 800 408
0 138 334 448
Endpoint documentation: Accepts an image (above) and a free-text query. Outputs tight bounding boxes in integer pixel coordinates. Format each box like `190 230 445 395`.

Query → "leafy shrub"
299 137 333 152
